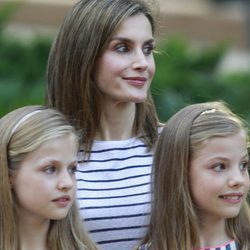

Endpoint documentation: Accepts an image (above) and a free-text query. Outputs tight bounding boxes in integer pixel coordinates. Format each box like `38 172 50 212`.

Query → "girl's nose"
228 168 246 188
57 170 75 191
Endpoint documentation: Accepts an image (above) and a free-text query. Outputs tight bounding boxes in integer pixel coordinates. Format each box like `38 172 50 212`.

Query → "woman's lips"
123 76 147 87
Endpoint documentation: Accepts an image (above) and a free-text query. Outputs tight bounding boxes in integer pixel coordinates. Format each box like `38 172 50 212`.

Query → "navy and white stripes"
76 137 153 250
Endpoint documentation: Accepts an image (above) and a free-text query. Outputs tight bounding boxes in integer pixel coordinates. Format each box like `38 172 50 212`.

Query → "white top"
76 137 153 250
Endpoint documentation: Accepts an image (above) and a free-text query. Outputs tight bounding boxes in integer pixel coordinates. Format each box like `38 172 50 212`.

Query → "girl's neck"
198 218 231 247
18 215 50 250
96 102 136 141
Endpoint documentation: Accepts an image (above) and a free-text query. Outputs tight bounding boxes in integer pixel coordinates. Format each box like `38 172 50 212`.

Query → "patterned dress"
138 240 239 250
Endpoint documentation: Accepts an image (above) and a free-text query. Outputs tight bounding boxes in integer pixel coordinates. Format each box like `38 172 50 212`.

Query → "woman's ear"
9 173 15 189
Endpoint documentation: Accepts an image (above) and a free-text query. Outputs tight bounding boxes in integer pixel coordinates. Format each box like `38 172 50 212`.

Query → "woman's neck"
198 218 231 247
96 102 136 141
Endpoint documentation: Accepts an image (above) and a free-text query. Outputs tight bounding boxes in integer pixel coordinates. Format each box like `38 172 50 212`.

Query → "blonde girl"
0 105 97 250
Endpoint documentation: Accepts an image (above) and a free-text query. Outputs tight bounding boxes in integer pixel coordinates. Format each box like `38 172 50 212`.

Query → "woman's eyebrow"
110 37 155 44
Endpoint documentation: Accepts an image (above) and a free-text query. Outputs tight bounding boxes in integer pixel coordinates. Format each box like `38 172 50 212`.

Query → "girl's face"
189 130 249 223
11 134 78 223
93 13 155 105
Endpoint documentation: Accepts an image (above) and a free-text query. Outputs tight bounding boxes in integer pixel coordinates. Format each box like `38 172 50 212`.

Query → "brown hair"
144 101 250 249
46 0 160 154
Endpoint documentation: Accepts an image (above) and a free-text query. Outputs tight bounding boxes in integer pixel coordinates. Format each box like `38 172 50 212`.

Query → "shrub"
151 37 250 123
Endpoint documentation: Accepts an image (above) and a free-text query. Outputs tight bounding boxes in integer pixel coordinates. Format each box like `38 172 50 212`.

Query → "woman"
46 0 161 249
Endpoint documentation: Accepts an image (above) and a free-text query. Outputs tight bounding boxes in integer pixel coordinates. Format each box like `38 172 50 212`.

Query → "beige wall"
0 0 248 48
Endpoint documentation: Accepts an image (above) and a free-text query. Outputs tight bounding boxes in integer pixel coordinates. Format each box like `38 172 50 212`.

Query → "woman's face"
93 13 155 105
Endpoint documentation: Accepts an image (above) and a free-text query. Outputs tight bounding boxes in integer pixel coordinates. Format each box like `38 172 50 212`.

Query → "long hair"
46 0 159 153
146 101 250 249
0 105 97 250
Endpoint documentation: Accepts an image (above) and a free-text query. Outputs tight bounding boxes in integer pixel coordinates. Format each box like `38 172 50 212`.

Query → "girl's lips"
52 196 71 207
219 193 243 204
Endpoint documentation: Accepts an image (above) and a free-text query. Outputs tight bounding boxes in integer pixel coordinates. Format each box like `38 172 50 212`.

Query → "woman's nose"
131 50 148 71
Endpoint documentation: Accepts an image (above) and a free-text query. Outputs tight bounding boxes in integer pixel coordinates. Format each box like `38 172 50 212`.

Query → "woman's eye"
143 44 154 55
44 166 56 174
240 161 249 171
115 44 129 53
212 163 226 172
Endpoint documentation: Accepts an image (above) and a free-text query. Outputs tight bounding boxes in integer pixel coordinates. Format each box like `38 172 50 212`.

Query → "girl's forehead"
192 131 248 159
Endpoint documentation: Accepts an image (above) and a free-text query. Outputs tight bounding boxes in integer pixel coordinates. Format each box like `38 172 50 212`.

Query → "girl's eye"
68 165 77 175
115 44 129 53
143 44 154 55
212 163 226 172
239 161 249 171
44 166 56 174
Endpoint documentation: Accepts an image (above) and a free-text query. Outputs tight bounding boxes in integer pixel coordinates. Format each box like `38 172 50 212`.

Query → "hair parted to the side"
46 0 160 154
144 101 250 250
0 105 97 250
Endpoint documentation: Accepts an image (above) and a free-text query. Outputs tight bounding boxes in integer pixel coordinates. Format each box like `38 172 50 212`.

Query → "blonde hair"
46 0 160 154
144 101 250 250
0 105 97 250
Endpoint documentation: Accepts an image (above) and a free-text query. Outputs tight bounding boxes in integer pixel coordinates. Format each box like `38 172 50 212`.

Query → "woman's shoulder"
157 123 164 133
137 242 152 250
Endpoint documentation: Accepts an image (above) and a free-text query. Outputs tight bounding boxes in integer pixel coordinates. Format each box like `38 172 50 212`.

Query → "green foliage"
0 1 20 32
0 1 53 116
0 36 51 82
0 36 52 116
151 37 250 123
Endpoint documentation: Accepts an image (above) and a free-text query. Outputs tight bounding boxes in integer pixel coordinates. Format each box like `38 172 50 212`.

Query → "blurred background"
0 0 249 123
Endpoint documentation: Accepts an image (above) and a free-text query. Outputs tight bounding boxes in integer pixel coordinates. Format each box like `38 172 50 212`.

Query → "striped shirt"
196 240 239 250
76 137 153 250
